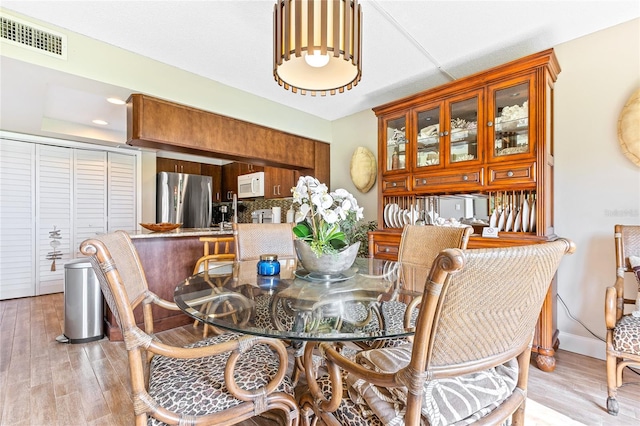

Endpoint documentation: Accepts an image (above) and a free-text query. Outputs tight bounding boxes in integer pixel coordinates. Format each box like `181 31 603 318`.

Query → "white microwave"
237 171 265 198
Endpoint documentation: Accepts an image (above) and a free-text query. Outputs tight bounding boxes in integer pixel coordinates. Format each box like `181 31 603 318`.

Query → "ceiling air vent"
1 15 66 59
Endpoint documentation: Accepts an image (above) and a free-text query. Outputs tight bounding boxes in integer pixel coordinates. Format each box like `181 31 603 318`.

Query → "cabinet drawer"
382 176 410 193
413 168 483 191
373 241 399 259
487 161 536 187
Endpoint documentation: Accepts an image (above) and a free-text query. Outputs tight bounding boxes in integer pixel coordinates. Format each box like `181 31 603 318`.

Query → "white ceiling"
1 1 638 145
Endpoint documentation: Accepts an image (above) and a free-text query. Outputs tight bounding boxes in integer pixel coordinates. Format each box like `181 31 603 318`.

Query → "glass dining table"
173 257 431 344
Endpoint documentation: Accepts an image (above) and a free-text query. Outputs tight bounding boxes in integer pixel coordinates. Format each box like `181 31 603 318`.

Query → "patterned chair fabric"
605 225 640 416
79 231 298 426
300 239 574 426
149 333 294 426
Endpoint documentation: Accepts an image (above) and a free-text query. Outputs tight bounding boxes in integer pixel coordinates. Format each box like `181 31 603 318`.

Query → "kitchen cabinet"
370 49 561 371
264 166 295 199
201 163 222 202
221 162 265 201
156 157 201 175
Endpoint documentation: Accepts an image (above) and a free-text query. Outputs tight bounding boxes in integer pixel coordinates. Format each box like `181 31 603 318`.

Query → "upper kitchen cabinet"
156 157 201 175
200 163 222 202
264 166 295 199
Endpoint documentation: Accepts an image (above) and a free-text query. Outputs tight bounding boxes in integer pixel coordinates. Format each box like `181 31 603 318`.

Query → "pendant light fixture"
273 0 362 96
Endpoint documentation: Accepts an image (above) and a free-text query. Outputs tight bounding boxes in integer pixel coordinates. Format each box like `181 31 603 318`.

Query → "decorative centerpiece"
292 176 364 276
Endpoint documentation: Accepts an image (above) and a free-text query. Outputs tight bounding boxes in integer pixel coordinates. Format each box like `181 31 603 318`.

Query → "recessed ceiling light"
92 119 108 125
106 97 125 105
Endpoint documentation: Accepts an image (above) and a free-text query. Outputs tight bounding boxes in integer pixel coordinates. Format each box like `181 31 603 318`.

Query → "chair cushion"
147 333 293 425
340 344 518 426
613 315 640 355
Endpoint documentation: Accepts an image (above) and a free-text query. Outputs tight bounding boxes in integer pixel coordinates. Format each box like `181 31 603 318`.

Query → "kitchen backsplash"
213 197 295 224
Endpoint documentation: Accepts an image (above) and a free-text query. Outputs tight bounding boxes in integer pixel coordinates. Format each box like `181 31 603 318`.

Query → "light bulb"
304 50 330 68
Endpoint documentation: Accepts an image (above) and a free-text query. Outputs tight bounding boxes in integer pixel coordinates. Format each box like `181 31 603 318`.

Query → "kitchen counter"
129 227 233 239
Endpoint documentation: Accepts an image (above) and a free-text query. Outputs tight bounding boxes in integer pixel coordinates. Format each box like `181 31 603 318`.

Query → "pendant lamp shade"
273 0 362 96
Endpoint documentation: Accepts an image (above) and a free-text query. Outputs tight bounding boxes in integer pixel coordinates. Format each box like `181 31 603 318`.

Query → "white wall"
330 109 378 222
553 18 640 359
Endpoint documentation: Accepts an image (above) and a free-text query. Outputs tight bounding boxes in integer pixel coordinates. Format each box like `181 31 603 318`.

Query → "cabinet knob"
443 131 449 136
422 179 427 185
392 182 397 187
507 171 514 177
487 121 493 127
384 248 390 252
439 132 445 137
462 175 468 181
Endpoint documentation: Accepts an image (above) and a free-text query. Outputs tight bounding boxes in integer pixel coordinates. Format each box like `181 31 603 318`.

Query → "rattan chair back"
80 230 151 333
233 223 296 261
397 225 472 290
402 238 575 423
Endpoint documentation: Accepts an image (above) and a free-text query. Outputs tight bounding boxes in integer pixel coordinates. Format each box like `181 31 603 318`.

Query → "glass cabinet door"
415 105 441 169
447 93 481 165
384 115 407 173
489 77 533 160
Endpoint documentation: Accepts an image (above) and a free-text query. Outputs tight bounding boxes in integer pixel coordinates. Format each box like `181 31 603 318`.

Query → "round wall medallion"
349 146 377 193
618 88 640 167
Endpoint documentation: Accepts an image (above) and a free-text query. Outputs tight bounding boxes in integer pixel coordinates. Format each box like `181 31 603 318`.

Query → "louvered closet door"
74 149 107 256
37 145 73 295
0 140 36 299
107 153 137 232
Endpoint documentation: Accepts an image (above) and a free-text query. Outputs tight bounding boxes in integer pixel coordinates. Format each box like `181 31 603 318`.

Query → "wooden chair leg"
606 352 619 415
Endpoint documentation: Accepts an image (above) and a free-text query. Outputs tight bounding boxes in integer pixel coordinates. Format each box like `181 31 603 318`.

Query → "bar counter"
105 228 234 340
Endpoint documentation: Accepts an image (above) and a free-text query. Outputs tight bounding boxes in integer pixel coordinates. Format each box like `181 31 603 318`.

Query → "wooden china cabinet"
369 49 562 371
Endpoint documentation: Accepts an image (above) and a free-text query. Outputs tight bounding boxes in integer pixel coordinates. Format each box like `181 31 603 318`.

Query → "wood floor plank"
1 379 31 425
55 392 88 426
29 382 57 425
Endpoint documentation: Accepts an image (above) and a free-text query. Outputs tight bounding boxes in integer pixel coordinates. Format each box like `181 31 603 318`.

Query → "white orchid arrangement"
292 176 364 256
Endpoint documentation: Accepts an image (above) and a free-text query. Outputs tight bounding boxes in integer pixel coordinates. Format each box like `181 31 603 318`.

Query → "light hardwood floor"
1 293 638 425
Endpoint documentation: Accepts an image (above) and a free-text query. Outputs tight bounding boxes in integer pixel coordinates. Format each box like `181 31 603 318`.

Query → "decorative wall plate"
618 88 640 167
350 147 378 192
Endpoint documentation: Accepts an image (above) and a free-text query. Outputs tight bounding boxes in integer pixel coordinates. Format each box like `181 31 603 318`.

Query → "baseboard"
557 331 605 361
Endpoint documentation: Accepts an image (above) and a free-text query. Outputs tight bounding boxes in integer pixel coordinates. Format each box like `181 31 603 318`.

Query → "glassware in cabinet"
384 115 408 173
414 105 441 169
446 92 483 165
488 77 534 160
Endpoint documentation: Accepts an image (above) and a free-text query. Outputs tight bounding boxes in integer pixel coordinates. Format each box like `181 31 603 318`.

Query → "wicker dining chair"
80 231 298 426
605 224 640 416
233 222 297 261
300 239 574 426
354 225 473 350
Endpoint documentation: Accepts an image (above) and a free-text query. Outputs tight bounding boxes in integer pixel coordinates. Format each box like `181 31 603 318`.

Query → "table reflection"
174 257 427 342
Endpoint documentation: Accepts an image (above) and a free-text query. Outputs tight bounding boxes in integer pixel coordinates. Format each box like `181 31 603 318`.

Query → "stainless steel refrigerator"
157 172 212 228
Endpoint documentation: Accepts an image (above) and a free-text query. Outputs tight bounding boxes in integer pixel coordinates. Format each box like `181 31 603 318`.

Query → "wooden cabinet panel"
381 175 411 193
368 230 401 260
487 161 536 189
156 157 201 175
413 167 483 193
221 163 240 201
265 166 295 199
201 164 222 202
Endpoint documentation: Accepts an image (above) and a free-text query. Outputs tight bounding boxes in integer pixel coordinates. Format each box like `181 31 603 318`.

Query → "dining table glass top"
174 257 430 342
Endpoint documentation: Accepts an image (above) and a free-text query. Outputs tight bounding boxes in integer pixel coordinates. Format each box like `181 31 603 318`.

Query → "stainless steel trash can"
56 259 104 344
